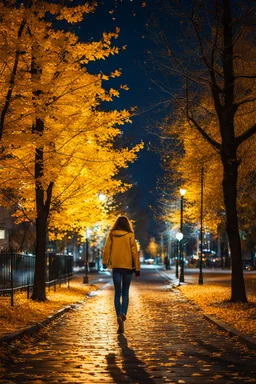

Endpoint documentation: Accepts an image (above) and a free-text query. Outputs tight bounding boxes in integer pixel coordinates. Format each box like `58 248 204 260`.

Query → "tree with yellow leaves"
160 81 256 237
0 1 142 300
160 112 224 233
152 0 256 302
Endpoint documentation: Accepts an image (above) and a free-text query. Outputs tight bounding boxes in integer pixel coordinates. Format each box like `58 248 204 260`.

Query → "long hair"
111 215 134 233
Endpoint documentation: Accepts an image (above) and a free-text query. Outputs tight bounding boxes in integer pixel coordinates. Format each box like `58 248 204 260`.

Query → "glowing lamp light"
98 192 107 202
176 232 183 241
180 188 186 196
86 228 92 238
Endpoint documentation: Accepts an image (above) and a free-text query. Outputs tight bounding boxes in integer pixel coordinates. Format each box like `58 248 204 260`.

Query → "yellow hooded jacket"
102 230 140 272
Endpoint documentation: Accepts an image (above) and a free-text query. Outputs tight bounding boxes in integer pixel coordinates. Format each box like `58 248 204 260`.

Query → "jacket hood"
111 230 130 237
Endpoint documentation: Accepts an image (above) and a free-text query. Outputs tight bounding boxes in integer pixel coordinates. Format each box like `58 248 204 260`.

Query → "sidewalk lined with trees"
0 1 142 301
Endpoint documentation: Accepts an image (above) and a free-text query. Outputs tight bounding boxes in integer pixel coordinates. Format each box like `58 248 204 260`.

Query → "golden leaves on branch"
0 1 143 238
161 86 256 234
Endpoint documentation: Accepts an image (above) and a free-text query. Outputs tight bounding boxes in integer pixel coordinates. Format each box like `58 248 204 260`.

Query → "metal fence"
0 249 73 305
47 252 73 288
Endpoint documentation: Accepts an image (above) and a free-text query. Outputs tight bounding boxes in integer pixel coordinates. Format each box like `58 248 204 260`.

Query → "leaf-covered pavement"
0 276 97 337
1 268 256 383
176 271 256 340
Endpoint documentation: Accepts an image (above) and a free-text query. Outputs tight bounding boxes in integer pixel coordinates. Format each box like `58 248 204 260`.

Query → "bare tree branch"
187 115 221 150
236 123 256 146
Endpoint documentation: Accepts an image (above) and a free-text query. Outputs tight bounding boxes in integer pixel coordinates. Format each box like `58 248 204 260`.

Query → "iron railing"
0 250 73 305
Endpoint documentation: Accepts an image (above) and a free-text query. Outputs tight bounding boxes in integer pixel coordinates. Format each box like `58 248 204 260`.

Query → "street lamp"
98 192 107 202
179 188 186 283
199 166 204 285
176 232 183 241
176 232 183 284
83 192 106 283
175 238 179 278
83 228 91 284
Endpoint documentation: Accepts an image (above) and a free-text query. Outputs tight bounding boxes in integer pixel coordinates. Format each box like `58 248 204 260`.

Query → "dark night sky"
77 0 164 246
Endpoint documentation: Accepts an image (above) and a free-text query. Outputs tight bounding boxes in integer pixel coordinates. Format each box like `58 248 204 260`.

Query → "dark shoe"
119 313 126 321
117 315 124 333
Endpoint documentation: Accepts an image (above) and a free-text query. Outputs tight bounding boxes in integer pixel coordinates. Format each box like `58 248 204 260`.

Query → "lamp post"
83 192 106 283
199 166 204 285
83 228 91 284
175 238 179 278
179 188 186 283
176 232 183 284
83 234 89 284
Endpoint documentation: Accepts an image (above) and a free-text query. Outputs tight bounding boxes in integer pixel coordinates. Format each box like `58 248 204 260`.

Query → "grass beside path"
178 282 256 340
0 276 97 338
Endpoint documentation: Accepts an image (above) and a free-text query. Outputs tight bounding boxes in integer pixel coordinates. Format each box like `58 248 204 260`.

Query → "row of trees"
0 1 142 300
152 0 256 302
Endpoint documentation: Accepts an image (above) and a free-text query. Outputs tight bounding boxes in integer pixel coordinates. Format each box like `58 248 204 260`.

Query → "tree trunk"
221 150 247 302
30 44 50 301
31 205 47 301
31 145 53 300
220 0 247 302
31 133 47 301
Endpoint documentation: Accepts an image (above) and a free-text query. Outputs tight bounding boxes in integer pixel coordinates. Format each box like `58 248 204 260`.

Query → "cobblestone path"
1 268 256 383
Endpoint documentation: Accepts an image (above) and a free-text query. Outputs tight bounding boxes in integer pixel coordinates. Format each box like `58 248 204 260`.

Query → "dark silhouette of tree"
151 0 256 302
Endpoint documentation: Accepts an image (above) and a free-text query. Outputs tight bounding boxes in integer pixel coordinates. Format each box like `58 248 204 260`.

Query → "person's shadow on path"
106 334 156 383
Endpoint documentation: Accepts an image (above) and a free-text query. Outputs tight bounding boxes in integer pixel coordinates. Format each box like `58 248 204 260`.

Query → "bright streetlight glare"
176 232 183 241
86 228 92 238
180 188 186 196
98 192 107 202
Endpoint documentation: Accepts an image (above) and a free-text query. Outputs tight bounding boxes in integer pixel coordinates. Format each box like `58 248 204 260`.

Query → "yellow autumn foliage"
0 1 143 239
162 83 256 234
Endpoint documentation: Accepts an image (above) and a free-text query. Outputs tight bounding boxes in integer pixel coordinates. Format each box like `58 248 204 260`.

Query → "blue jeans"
112 269 133 316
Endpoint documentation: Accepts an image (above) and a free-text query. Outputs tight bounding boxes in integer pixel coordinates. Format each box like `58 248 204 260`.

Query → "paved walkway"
1 268 256 383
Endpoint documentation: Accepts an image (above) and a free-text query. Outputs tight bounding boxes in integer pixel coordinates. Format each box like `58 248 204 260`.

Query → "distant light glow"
98 192 106 202
176 232 183 241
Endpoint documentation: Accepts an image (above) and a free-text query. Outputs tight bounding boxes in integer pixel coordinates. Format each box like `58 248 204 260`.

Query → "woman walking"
102 215 140 334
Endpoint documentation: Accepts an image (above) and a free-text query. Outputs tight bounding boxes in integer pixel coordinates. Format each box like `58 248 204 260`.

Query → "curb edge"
0 304 77 346
204 313 256 350
0 281 106 347
155 267 256 350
